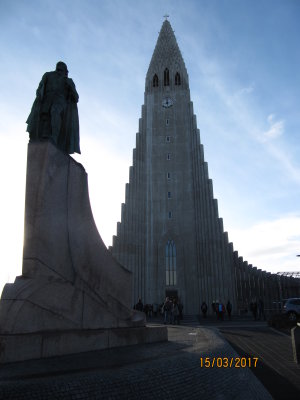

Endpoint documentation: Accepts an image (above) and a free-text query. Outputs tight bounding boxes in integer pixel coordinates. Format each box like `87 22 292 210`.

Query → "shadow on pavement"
224 337 300 400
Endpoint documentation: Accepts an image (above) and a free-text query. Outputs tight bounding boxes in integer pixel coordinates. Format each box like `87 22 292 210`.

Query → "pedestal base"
0 326 167 363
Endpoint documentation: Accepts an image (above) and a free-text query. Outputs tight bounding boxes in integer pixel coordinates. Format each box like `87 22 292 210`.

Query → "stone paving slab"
0 325 273 399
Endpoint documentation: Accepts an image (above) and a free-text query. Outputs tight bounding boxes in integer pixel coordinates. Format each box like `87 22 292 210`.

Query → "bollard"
291 322 300 364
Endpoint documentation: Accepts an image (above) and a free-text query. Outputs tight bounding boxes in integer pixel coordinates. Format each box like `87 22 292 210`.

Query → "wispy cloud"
198 73 300 184
230 214 300 273
261 114 284 142
238 85 254 95
266 143 300 183
253 114 300 183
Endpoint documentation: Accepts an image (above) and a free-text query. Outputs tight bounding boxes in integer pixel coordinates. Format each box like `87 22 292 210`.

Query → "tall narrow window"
166 119 169 126
168 191 171 199
166 240 177 286
164 68 170 86
153 74 159 87
166 136 170 143
167 153 171 160
175 72 181 85
167 172 171 179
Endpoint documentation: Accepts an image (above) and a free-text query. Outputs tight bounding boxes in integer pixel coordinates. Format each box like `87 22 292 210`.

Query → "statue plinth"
0 141 167 362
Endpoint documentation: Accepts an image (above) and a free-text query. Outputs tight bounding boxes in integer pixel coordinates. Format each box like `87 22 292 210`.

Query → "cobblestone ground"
0 326 273 400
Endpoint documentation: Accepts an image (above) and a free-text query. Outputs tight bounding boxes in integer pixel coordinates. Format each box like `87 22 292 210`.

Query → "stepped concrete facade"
111 20 300 314
0 141 166 363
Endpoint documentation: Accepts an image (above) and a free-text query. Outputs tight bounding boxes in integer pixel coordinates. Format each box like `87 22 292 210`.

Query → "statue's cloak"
58 101 80 155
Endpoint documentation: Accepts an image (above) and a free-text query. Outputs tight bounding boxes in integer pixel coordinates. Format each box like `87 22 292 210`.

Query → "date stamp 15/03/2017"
200 357 258 368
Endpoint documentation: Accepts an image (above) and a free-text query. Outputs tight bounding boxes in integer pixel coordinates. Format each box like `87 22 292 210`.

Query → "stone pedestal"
0 141 166 362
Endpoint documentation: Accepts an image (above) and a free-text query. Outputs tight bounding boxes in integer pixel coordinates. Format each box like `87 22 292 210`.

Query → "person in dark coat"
201 301 208 318
250 301 258 320
226 301 232 320
178 301 183 320
135 298 143 312
172 300 180 324
163 297 172 324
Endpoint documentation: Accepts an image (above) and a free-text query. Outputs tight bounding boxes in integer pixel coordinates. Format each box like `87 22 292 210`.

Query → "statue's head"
56 61 68 76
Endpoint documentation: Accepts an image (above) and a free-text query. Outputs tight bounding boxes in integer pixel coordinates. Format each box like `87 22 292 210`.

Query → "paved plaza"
0 321 275 400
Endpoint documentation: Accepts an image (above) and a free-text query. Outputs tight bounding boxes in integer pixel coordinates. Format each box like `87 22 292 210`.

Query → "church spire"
146 20 189 92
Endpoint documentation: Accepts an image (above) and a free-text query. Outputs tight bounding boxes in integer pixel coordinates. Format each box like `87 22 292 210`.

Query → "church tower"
111 19 237 313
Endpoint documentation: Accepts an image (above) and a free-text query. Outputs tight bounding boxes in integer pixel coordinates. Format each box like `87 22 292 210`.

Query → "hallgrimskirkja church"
110 19 300 314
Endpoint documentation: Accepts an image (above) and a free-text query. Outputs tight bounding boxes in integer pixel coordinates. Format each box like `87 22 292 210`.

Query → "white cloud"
203 82 299 185
248 114 300 184
261 114 284 142
229 214 300 273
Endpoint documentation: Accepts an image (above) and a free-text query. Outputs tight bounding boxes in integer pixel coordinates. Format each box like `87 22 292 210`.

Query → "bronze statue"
26 61 80 154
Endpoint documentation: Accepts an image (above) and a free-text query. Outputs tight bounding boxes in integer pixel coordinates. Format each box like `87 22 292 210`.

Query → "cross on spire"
163 14 169 20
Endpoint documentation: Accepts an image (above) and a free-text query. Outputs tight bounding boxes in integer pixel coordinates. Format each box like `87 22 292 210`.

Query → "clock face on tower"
162 97 173 108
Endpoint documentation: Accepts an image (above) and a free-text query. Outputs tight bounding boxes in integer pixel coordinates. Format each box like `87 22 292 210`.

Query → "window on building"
167 172 171 179
167 153 171 160
164 68 170 86
166 136 170 143
166 119 169 126
168 191 171 199
166 240 177 286
153 74 159 87
168 211 172 219
175 72 181 85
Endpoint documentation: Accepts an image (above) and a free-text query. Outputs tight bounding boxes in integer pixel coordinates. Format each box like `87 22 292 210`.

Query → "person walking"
250 300 258 320
163 297 172 324
201 301 208 318
172 300 180 324
218 301 225 321
178 301 183 320
226 300 232 320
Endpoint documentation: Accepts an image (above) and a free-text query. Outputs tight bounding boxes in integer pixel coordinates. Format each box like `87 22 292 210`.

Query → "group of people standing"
135 297 265 321
134 297 183 324
162 297 183 325
134 299 155 317
201 300 232 320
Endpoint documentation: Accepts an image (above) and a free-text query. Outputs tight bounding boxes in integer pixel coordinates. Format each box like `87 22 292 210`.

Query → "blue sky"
0 0 300 292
